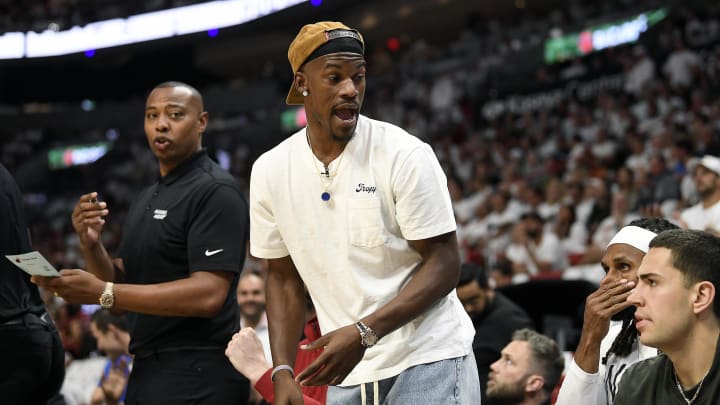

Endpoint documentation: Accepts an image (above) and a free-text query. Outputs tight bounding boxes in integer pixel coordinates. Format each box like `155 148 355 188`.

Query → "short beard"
487 379 527 404
331 130 355 143
698 186 717 200
468 295 492 325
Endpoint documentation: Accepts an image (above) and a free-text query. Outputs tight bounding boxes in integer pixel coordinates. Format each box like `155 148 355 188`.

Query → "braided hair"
603 318 637 362
603 217 678 363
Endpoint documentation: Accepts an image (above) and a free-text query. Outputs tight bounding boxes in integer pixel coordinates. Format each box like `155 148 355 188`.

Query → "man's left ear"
525 374 545 394
693 281 716 315
198 111 209 134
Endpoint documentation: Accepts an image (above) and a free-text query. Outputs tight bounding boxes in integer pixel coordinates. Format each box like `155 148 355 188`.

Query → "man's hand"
582 278 636 339
572 277 636 374
225 327 271 384
71 192 109 247
31 269 106 305
295 324 365 387
583 279 635 340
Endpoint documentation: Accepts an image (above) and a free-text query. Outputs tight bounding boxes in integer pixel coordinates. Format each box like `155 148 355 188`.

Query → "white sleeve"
555 358 607 405
249 155 289 259
392 143 456 240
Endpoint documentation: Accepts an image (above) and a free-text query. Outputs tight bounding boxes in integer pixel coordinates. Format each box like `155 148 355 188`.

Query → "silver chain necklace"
673 369 709 404
306 131 345 202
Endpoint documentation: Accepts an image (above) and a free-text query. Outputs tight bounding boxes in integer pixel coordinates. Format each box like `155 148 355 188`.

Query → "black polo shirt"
0 163 45 322
118 150 248 353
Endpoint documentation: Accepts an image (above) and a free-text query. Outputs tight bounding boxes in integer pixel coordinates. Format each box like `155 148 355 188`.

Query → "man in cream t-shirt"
250 21 478 405
680 155 720 234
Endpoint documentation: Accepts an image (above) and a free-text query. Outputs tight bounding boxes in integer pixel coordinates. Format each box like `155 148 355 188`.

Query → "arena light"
0 32 24 59
47 142 113 170
1 0 306 60
544 8 667 64
386 37 400 52
281 106 307 132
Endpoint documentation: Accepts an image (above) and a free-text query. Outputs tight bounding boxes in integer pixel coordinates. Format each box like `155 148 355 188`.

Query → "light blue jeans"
327 352 481 405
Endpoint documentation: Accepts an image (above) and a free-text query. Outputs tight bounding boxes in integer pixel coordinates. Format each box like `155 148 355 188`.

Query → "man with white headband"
556 217 678 405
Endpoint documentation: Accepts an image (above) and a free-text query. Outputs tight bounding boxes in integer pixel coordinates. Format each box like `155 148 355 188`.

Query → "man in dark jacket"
457 262 534 404
0 163 65 404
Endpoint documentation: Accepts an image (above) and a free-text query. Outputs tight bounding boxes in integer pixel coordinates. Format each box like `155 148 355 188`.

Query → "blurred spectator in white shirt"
624 45 655 97
505 212 566 283
679 155 720 234
553 204 589 259
663 38 702 90
538 177 564 222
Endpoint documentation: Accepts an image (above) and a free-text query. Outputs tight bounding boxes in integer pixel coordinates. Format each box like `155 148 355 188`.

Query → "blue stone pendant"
321 192 331 201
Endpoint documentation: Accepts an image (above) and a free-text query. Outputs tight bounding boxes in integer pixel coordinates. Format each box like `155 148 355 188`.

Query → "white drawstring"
360 380 381 404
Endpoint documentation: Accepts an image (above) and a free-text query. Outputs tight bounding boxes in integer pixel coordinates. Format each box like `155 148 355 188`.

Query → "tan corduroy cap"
286 21 364 105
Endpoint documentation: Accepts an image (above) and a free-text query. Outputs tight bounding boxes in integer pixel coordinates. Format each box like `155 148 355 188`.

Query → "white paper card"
5 251 61 277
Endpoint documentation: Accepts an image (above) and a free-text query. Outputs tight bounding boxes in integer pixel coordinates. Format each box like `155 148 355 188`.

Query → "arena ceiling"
0 0 565 104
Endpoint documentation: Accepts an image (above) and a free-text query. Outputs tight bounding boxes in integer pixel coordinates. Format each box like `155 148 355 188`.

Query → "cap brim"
286 86 304 105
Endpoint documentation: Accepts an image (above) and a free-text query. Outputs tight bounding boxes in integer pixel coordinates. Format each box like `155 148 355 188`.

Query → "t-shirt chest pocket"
348 198 388 247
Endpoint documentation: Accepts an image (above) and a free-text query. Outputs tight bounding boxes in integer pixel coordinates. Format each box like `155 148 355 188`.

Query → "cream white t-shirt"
249 115 474 386
680 200 720 232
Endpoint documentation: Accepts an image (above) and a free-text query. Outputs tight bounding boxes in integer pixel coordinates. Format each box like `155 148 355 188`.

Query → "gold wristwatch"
99 282 115 309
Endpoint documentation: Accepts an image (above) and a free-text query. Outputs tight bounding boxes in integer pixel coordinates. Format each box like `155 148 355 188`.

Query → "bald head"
151 81 204 111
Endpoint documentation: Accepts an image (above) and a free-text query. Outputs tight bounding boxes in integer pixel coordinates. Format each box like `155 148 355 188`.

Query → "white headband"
607 225 658 253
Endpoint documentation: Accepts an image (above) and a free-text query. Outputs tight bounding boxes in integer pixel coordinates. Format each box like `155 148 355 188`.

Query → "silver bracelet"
271 364 295 381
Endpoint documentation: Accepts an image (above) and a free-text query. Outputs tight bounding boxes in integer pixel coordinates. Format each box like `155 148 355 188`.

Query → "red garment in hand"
254 316 327 405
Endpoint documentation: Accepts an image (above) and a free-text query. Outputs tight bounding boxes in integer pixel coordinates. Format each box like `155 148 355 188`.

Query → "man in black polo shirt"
0 163 65 404
33 81 250 404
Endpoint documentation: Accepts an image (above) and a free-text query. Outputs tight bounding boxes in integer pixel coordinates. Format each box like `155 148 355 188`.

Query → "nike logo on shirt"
205 249 223 256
